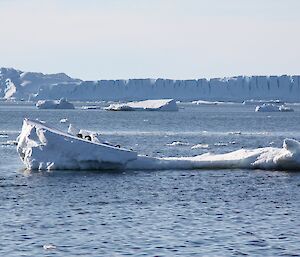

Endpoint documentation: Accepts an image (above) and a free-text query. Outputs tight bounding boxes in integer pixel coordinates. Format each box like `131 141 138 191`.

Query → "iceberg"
255 104 294 112
17 119 300 171
17 119 137 170
105 99 178 111
36 98 75 109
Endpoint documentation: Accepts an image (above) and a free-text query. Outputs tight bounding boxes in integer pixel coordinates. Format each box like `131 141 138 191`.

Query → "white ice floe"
278 105 294 112
167 141 190 146
191 144 209 149
59 118 68 123
81 105 102 110
105 99 178 111
192 100 234 105
243 99 284 105
214 142 228 147
36 98 75 109
255 104 294 112
43 244 56 250
17 119 300 171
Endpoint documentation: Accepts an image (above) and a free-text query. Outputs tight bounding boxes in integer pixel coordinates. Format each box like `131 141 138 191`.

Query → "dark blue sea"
0 101 300 256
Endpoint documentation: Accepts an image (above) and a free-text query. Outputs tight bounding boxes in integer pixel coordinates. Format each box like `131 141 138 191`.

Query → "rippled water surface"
0 101 300 256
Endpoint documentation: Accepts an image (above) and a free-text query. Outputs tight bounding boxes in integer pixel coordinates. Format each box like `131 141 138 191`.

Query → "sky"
0 0 300 80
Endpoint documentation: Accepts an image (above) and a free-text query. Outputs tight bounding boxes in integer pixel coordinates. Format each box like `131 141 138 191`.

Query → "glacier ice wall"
1 68 300 101
35 75 300 102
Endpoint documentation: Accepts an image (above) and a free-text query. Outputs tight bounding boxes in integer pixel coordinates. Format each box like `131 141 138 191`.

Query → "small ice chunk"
255 104 294 112
191 144 209 149
60 118 68 123
43 244 56 250
81 105 101 110
167 141 189 146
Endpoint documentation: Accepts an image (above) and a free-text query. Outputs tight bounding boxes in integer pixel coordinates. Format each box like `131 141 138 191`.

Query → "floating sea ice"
36 98 75 109
191 144 209 149
255 104 294 112
43 244 56 250
167 141 190 146
105 99 178 111
243 99 284 105
214 142 228 147
60 118 68 123
81 105 102 110
192 100 234 105
17 119 300 171
279 105 294 112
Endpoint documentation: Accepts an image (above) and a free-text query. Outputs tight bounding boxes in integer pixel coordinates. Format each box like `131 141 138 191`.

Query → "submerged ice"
17 119 300 171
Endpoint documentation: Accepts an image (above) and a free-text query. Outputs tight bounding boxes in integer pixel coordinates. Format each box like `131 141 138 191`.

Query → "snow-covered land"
1 67 300 102
17 119 300 171
255 104 294 112
36 98 75 109
105 99 178 111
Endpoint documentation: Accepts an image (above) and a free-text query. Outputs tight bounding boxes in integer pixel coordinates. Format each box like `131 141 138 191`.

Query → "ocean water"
0 101 300 256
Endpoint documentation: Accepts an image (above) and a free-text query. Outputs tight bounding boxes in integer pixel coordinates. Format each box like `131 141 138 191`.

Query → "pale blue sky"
1 0 299 80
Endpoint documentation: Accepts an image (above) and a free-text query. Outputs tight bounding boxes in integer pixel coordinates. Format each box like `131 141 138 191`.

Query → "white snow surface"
36 98 75 109
2 68 300 102
255 104 294 112
105 99 178 111
17 119 300 171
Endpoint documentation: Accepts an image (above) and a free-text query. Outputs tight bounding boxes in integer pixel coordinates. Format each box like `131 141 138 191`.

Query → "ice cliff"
0 67 81 100
1 68 300 102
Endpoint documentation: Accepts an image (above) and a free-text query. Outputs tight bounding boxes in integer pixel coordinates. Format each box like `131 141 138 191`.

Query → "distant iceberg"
36 98 75 109
17 119 300 171
255 104 294 112
105 99 178 111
